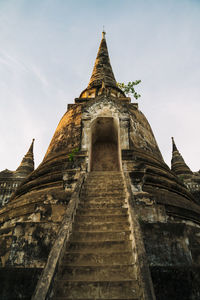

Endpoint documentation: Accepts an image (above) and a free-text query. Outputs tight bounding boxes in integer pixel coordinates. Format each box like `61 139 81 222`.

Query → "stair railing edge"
123 171 156 300
31 172 86 300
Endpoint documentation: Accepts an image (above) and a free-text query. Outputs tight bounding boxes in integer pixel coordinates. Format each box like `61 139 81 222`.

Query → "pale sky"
0 0 199 172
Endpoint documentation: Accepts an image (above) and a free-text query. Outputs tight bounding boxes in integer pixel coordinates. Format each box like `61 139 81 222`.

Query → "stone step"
85 179 123 183
84 177 123 181
83 182 124 186
85 179 123 184
80 196 126 202
81 191 125 197
67 241 132 253
82 185 124 191
73 222 130 232
75 215 128 223
86 176 123 181
81 189 125 195
79 199 126 205
83 183 124 188
74 220 129 227
87 171 123 176
54 298 138 300
88 171 122 174
76 208 128 216
78 202 126 209
83 177 124 181
58 265 136 281
53 280 139 299
63 251 134 266
70 231 131 242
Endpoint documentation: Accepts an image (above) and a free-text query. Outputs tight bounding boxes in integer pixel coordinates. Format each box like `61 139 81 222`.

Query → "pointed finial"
102 28 106 39
15 139 35 174
28 138 35 153
171 137 178 152
171 137 193 176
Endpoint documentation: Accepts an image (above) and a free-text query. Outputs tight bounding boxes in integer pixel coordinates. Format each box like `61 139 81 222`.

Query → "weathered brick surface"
44 104 82 161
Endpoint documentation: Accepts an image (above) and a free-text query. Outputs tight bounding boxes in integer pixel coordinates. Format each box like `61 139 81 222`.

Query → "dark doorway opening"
90 117 120 171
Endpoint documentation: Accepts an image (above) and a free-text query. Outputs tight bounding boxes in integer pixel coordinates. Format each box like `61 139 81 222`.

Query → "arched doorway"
90 117 121 171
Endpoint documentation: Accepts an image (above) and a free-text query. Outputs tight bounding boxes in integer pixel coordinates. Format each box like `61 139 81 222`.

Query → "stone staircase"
52 171 140 299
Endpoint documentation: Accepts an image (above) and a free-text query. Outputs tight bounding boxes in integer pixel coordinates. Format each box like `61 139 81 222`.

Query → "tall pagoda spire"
80 32 125 98
171 137 193 177
88 31 117 89
15 139 35 175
